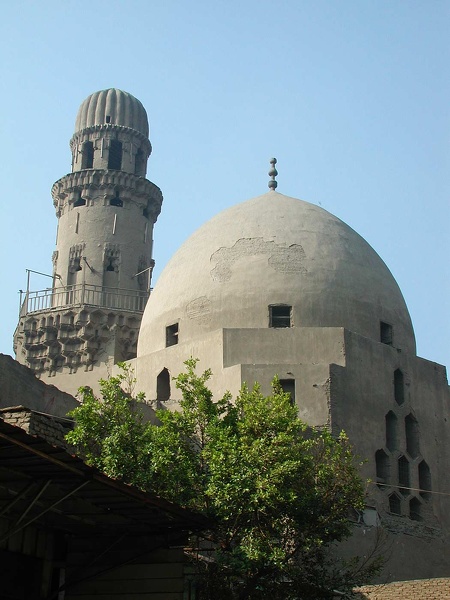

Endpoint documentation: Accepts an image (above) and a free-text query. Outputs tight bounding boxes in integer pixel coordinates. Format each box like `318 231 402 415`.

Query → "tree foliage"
66 359 380 599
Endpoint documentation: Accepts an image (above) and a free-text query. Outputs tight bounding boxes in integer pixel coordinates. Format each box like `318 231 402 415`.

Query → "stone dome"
137 191 415 356
74 89 149 137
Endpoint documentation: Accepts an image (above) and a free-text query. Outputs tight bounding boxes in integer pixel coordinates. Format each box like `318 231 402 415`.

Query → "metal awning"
0 418 208 541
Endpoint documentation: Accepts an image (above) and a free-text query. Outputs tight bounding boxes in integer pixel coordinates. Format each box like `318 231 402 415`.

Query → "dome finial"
268 158 278 190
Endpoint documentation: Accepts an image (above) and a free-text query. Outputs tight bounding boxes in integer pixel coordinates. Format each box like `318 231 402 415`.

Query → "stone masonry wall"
354 577 450 599
0 406 74 449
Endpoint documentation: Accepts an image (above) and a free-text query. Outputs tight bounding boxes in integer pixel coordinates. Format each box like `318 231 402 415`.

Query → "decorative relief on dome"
186 296 212 321
210 238 307 282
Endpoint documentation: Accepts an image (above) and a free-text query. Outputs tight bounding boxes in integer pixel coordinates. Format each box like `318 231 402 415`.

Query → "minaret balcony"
21 284 149 316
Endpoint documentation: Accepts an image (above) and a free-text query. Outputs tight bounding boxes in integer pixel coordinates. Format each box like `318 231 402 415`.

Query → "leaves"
66 359 379 598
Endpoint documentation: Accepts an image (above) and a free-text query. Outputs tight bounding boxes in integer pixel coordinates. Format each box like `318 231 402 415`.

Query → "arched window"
156 368 171 401
110 189 123 207
375 449 389 486
74 192 86 207
81 141 94 168
389 493 401 515
409 497 422 521
418 460 432 499
108 140 122 170
110 197 123 207
398 455 410 494
385 411 397 451
394 369 404 405
405 414 420 458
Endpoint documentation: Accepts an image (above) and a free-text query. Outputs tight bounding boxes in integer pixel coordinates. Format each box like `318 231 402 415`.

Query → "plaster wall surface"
130 326 346 409
222 326 346 368
0 353 78 417
138 193 416 358
130 329 235 404
54 200 153 291
240 362 332 427
132 322 450 582
330 331 450 528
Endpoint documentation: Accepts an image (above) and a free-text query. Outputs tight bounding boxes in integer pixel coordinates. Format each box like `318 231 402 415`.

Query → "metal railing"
21 283 149 315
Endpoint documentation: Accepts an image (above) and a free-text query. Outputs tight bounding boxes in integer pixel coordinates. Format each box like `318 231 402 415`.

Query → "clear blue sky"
1 1 448 369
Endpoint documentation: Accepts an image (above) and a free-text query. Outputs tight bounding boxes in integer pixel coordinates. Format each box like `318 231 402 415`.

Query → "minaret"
14 89 162 395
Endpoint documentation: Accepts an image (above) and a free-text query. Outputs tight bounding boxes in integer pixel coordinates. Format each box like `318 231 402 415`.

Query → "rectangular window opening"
380 321 393 346
269 305 292 328
166 323 179 347
108 140 122 170
279 379 295 405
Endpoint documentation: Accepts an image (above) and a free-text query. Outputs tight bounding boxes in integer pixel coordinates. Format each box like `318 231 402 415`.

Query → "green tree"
65 363 154 490
66 359 380 599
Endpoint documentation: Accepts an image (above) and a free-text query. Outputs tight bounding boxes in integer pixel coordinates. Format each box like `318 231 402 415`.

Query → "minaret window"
108 140 122 170
104 247 120 274
135 148 145 176
69 257 82 272
110 191 123 207
74 192 86 207
137 256 149 291
81 141 94 169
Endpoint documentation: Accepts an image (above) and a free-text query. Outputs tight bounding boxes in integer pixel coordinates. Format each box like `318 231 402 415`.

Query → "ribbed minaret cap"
74 89 149 138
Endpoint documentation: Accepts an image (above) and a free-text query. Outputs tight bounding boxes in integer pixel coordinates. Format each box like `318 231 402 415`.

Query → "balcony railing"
21 283 149 315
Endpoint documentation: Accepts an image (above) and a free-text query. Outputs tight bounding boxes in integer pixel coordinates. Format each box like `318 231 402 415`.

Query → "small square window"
269 305 291 328
166 323 179 347
380 321 393 345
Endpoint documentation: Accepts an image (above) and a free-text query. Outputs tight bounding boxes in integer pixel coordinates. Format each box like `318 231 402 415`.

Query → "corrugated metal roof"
0 419 208 540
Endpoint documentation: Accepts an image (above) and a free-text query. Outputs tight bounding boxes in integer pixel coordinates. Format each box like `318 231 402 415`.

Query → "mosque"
13 89 450 582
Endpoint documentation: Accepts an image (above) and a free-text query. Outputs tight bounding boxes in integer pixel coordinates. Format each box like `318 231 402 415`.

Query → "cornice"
70 124 151 156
